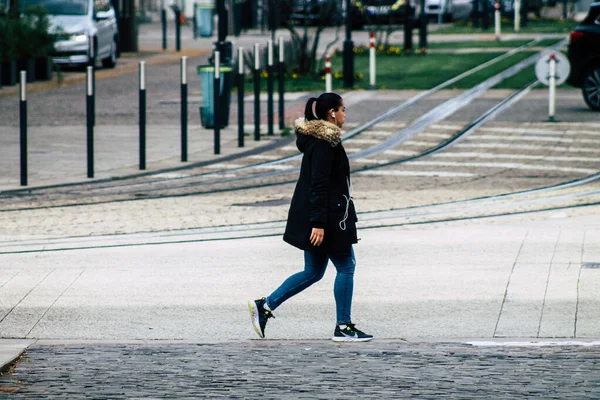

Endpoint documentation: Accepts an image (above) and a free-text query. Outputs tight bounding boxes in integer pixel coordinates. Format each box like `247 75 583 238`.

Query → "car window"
19 0 88 15
94 0 110 13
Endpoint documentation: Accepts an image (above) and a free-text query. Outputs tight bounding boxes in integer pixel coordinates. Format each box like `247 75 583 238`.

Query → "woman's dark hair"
304 93 343 121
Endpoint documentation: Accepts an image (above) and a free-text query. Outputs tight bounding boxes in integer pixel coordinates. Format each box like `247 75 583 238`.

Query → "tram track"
0 38 567 212
1 178 599 254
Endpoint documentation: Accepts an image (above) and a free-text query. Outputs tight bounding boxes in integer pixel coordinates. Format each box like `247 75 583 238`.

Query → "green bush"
0 6 55 62
24 6 55 57
0 17 18 62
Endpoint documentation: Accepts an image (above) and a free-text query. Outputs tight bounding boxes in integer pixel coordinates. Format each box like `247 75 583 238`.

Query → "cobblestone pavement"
1 341 599 399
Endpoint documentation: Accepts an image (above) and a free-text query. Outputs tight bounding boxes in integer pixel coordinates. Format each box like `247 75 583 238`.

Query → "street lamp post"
343 0 354 88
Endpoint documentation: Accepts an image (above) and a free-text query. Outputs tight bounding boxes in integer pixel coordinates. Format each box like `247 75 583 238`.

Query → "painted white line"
344 138 381 144
406 160 598 174
153 173 190 179
408 160 521 168
248 154 281 160
281 146 300 152
481 126 600 136
364 130 393 136
433 152 600 163
354 158 390 164
402 140 440 146
344 148 363 153
454 143 600 153
430 124 463 130
204 163 244 169
254 165 294 171
565 130 600 136
420 132 453 139
470 135 600 144
203 172 237 178
468 340 600 347
383 149 418 156
371 121 405 129
356 170 475 177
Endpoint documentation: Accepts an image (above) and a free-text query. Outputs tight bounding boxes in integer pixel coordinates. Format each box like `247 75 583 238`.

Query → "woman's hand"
310 228 325 246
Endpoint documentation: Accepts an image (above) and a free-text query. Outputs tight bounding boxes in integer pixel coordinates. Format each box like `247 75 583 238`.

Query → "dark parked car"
353 0 415 28
567 2 600 111
288 0 343 26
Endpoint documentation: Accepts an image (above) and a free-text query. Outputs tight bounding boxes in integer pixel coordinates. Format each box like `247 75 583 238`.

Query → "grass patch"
451 51 537 88
537 38 565 47
494 64 570 89
246 52 514 92
426 39 531 49
433 18 577 34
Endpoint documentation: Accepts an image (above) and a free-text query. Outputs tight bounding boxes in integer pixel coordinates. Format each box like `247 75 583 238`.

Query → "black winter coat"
283 118 358 257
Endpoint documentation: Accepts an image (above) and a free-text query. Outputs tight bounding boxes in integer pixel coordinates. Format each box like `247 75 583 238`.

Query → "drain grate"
582 263 600 269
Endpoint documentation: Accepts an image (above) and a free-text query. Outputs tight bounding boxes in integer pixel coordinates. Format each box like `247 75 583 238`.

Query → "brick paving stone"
1 342 599 399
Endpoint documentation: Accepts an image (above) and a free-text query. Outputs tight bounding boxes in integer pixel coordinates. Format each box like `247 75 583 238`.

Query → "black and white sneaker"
248 298 275 338
332 324 373 342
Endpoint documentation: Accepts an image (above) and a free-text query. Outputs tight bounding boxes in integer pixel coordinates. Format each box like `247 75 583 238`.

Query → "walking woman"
248 92 373 342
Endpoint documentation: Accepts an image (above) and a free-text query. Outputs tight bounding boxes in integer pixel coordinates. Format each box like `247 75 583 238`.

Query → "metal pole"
86 67 94 178
404 10 414 52
19 71 27 186
92 65 95 127
494 0 501 40
175 9 181 52
162 7 167 50
254 43 261 141
343 0 354 88
325 55 332 92
267 39 274 136
482 0 490 30
419 0 428 50
214 51 221 154
181 56 188 162
369 32 375 89
238 47 245 148
139 61 146 170
514 0 521 32
521 0 528 27
278 36 285 130
472 0 480 28
193 2 198 39
549 53 556 122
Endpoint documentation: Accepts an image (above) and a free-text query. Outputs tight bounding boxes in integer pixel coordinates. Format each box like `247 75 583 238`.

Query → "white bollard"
549 53 556 122
325 55 332 93
494 0 501 41
369 31 376 89
514 0 521 32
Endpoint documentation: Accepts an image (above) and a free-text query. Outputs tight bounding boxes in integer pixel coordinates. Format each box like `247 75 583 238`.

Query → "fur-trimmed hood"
293 118 341 151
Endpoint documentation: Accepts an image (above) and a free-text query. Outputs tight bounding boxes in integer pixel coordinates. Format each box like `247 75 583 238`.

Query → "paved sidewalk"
2 340 600 398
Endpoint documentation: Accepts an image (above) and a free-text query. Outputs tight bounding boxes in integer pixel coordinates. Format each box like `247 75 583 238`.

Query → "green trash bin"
198 64 234 129
195 1 215 37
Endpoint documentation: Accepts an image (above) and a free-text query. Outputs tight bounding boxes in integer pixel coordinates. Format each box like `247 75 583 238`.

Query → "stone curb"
0 48 210 98
0 340 35 375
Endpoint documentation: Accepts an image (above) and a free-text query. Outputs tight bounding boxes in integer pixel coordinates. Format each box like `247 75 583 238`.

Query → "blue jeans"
266 247 355 324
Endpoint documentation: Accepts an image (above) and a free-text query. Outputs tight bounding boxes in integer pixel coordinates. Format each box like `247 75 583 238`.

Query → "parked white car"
20 0 119 68
424 0 473 21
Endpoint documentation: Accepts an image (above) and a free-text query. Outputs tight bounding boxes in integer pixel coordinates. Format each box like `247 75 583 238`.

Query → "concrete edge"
27 338 600 346
0 340 36 375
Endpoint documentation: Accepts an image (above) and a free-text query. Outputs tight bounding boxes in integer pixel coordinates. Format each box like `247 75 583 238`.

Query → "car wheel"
582 66 600 111
102 37 118 69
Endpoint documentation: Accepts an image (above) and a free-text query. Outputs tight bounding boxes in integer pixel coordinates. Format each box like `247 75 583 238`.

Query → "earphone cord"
339 177 352 231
